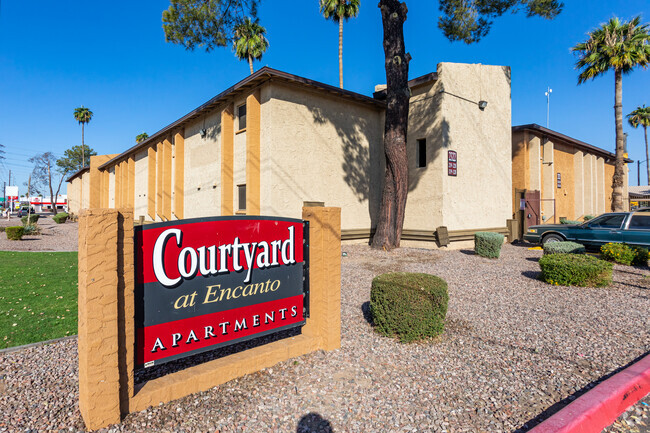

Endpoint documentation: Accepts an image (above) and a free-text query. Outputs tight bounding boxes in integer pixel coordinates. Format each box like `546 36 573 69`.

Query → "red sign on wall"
448 150 457 176
134 216 308 368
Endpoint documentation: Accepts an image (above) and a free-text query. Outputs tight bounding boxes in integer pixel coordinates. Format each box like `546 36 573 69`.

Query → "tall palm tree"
320 0 360 89
572 16 650 211
628 105 650 184
136 132 150 143
233 18 269 75
73 106 93 167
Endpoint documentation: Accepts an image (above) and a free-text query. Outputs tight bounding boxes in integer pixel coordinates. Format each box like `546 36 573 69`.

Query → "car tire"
542 233 564 244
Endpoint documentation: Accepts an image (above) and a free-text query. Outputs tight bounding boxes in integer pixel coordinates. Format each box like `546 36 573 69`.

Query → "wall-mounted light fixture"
478 100 488 110
200 128 207 138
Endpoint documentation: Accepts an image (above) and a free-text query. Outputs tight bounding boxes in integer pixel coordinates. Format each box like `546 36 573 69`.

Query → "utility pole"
545 87 552 128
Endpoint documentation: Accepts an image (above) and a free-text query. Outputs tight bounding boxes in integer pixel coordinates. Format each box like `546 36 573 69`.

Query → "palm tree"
233 18 269 75
319 0 360 89
73 106 94 167
136 132 150 143
572 16 650 211
628 105 650 184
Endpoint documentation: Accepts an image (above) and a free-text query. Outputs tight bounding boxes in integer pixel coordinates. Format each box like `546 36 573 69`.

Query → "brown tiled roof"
98 67 386 170
513 124 633 163
65 166 89 183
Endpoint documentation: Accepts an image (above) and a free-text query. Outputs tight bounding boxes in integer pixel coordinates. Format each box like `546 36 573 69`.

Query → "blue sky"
1 0 650 194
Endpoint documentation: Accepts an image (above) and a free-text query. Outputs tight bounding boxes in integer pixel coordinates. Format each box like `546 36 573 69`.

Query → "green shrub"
20 214 39 225
53 212 68 224
631 247 649 267
0 226 4 232
370 272 449 343
474 232 505 258
600 243 635 266
539 253 612 287
583 215 595 221
559 218 582 225
543 241 585 255
5 226 25 241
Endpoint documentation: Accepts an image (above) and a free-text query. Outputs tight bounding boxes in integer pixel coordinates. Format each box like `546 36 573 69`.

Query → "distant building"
512 124 630 235
27 195 68 212
68 63 513 248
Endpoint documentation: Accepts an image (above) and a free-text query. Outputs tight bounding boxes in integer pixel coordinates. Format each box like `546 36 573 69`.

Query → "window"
238 104 247 130
417 139 426 168
238 184 246 211
628 215 650 230
589 214 625 229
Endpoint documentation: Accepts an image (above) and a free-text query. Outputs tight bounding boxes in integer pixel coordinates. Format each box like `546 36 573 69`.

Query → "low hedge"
543 241 585 255
474 232 504 258
20 214 39 225
0 226 4 232
5 226 25 241
370 272 449 343
53 212 69 224
583 215 595 221
559 218 582 225
539 253 612 287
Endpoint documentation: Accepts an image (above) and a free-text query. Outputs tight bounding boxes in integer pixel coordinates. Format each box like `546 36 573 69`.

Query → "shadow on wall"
309 105 380 229
296 412 334 433
406 79 446 193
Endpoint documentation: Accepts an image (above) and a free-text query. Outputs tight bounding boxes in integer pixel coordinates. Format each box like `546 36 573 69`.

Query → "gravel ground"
0 214 78 252
0 243 648 432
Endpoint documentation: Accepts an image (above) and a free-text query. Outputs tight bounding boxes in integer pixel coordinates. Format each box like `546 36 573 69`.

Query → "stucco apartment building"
67 62 513 247
512 124 630 234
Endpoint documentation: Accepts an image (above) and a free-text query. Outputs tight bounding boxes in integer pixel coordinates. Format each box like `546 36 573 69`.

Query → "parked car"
524 211 650 249
17 206 35 217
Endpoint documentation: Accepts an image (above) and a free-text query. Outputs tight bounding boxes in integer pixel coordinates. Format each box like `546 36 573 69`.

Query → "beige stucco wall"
597 157 605 214
403 80 444 231
260 82 384 230
67 177 82 215
108 167 115 209
81 172 90 210
183 111 221 218
435 62 512 231
134 150 148 220
529 136 542 191
541 139 554 220
574 151 584 218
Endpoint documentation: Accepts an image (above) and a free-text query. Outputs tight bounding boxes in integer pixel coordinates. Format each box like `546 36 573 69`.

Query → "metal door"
524 190 541 231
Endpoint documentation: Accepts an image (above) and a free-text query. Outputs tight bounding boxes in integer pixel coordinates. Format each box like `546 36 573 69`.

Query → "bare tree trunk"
643 125 650 185
372 0 410 250
248 54 254 75
339 16 343 89
81 123 86 168
612 69 625 212
26 175 32 224
47 159 56 214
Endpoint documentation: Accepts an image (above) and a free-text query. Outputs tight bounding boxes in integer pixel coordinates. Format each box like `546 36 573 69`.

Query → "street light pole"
545 87 552 128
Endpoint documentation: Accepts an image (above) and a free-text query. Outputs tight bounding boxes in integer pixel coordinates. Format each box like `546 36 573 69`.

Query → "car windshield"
585 214 626 229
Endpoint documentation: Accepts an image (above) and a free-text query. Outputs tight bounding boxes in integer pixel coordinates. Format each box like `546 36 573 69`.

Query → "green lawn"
0 252 77 349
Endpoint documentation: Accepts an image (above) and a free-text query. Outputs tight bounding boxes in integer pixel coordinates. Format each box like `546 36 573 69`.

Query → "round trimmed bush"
5 226 25 241
53 212 69 224
370 272 448 343
20 214 39 225
474 232 505 258
539 253 612 287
